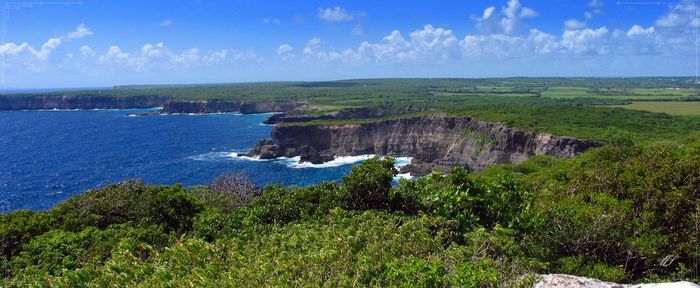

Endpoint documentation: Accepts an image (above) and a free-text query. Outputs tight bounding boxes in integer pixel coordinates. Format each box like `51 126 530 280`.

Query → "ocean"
0 109 410 212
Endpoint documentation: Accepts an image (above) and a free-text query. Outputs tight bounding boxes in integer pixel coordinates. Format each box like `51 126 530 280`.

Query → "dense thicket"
1 145 698 286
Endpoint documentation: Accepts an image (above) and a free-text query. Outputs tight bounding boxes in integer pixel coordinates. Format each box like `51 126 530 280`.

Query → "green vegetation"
605 101 700 116
2 146 698 286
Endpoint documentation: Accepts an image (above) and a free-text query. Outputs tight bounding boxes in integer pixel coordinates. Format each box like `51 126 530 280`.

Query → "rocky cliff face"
246 115 601 175
161 100 306 114
0 95 169 110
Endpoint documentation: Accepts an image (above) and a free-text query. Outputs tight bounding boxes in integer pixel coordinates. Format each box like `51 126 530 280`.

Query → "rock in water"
298 145 334 164
533 274 699 288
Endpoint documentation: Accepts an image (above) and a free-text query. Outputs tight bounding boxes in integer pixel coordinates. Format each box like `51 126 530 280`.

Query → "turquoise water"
0 109 409 212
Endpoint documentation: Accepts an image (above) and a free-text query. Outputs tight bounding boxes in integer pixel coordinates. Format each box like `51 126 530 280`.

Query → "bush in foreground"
1 145 698 286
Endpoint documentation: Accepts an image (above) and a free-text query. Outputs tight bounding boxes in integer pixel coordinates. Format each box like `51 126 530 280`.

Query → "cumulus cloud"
66 24 93 40
482 6 496 20
79 45 95 57
561 27 609 55
565 19 587 30
98 46 129 64
303 37 323 55
277 44 294 58
476 0 538 34
655 4 698 28
317 7 354 22
93 42 234 71
627 25 655 37
0 24 94 60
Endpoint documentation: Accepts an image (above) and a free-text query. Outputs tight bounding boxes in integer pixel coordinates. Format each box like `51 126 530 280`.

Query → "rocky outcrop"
160 100 242 114
161 100 306 114
0 95 168 110
533 274 699 288
246 115 602 175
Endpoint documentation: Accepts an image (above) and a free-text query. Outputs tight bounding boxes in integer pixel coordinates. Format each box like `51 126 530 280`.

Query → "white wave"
189 151 275 162
394 157 413 168
394 173 414 180
285 155 376 168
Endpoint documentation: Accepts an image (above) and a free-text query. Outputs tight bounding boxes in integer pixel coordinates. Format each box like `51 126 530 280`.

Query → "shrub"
343 157 397 210
49 180 204 234
390 167 539 233
196 171 260 213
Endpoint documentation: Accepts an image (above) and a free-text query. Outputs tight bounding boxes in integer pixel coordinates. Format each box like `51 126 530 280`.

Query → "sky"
0 0 698 88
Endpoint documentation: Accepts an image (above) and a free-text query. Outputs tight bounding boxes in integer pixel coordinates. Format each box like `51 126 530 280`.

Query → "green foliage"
603 127 636 147
391 167 540 233
343 157 397 210
193 181 349 240
50 180 204 233
2 144 699 285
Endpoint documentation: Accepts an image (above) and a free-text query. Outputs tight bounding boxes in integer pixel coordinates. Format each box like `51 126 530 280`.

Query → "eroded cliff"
0 95 169 110
246 115 602 175
160 100 306 114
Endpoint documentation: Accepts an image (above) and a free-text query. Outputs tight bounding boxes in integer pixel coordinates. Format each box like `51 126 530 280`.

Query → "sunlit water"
0 109 410 212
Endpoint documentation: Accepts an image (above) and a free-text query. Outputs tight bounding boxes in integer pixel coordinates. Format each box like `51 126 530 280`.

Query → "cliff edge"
246 115 602 175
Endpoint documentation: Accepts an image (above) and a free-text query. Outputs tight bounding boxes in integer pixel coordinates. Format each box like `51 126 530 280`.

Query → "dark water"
0 109 410 212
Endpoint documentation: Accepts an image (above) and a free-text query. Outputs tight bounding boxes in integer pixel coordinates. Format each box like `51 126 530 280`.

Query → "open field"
605 101 700 116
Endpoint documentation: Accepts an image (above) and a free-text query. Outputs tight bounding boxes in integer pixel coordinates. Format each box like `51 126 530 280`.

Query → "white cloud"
98 46 129 64
655 4 698 28
303 37 322 55
561 27 609 55
141 42 166 57
565 19 587 30
66 24 93 40
233 51 259 61
79 45 95 57
277 44 294 56
160 19 173 27
262 17 280 25
627 25 655 37
476 0 538 34
519 7 538 18
317 7 354 22
1 24 94 60
588 0 604 8
0 42 32 56
482 6 496 20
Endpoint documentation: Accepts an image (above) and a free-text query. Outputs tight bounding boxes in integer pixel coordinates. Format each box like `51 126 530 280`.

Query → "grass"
605 101 700 116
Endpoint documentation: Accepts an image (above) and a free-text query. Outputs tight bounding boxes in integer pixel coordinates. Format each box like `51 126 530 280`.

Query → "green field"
606 101 700 116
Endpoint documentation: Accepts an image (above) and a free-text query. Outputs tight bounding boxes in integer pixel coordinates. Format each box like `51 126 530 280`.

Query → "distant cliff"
0 95 169 110
246 115 602 175
0 95 307 114
161 100 306 114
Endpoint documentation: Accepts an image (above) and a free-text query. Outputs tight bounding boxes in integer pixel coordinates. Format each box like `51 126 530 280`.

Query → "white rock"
533 274 699 288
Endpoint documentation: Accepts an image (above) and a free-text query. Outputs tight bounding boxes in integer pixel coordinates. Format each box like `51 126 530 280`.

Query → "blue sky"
0 0 697 88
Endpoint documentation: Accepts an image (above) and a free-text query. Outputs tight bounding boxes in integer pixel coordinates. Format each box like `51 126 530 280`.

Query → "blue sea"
0 109 411 212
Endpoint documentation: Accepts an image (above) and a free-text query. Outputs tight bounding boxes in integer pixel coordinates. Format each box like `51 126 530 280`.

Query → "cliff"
0 95 307 115
246 115 602 174
161 100 306 114
0 95 169 110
